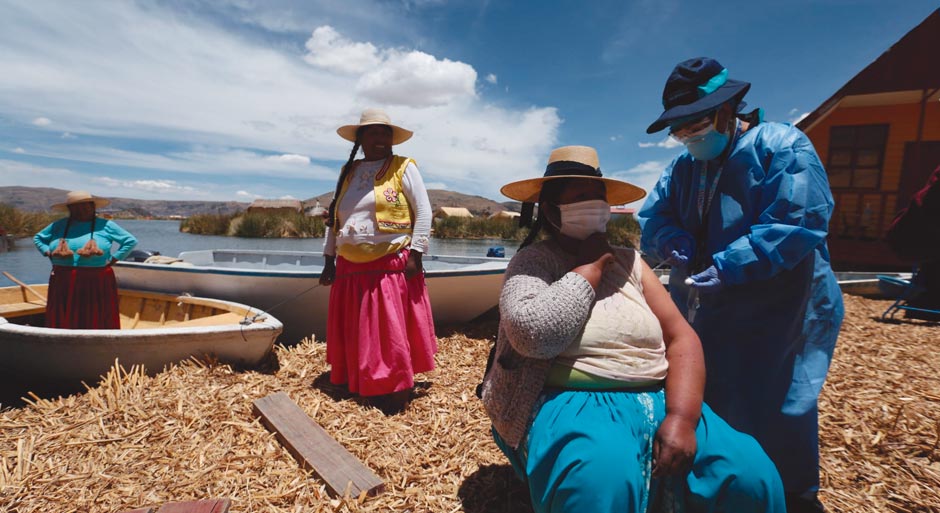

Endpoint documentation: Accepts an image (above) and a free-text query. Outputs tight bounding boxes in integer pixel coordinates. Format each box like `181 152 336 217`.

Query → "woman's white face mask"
557 199 610 240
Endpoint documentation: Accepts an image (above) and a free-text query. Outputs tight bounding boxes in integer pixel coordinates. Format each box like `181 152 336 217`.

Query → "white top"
323 158 432 255
555 250 669 382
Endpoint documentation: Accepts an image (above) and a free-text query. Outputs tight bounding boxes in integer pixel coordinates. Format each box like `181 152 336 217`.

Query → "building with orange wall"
797 9 939 270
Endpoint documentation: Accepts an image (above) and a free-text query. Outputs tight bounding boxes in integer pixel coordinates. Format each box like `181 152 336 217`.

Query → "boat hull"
114 250 508 344
0 286 282 385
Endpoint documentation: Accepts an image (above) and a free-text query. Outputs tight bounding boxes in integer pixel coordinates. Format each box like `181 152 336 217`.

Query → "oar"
1 271 47 305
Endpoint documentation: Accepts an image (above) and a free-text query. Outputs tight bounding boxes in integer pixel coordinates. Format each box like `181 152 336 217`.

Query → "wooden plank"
155 499 231 513
0 301 46 318
2 271 47 304
176 296 247 317
117 288 182 302
252 392 385 498
168 312 244 328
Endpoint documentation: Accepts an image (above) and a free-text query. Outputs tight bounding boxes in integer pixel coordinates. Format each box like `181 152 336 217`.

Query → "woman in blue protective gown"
637 57 844 513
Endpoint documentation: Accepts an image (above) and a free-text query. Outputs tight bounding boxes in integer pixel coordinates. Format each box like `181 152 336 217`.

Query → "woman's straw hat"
336 108 413 145
500 146 647 205
51 190 111 211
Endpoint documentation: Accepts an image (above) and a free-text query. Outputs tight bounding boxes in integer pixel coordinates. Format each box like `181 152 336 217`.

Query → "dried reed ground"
0 295 937 513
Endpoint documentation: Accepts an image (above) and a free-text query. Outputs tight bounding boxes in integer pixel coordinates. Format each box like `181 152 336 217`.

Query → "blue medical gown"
638 122 844 493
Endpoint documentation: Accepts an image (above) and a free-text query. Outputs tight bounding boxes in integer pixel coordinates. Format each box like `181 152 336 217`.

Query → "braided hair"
518 179 567 250
325 129 363 229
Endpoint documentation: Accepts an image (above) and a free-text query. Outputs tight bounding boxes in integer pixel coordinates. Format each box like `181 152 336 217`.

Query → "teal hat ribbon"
697 68 728 97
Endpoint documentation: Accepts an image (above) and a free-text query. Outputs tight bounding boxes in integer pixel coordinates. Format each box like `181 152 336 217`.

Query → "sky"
1 0 937 206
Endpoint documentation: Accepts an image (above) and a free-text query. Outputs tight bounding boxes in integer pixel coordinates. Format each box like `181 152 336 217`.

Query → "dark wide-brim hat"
647 57 751 134
500 145 646 205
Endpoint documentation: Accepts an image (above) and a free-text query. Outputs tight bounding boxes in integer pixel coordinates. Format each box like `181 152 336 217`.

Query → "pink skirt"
46 265 121 329
326 249 437 396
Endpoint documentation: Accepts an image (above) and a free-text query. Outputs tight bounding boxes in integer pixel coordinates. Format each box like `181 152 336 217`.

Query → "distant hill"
307 190 518 217
0 186 248 217
0 186 515 218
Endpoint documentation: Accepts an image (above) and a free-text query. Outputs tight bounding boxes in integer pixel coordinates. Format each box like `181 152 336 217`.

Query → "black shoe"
786 492 826 513
371 389 412 416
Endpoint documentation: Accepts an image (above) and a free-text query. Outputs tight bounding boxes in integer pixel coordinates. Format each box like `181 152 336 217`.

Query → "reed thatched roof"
247 199 303 212
434 207 473 218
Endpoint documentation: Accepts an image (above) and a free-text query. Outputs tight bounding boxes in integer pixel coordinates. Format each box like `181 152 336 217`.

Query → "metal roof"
797 9 940 132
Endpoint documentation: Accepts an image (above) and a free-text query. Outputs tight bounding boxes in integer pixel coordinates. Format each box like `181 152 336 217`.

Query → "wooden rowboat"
0 283 282 385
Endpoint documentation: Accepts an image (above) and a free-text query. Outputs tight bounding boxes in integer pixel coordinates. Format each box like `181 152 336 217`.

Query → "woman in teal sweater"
34 191 137 329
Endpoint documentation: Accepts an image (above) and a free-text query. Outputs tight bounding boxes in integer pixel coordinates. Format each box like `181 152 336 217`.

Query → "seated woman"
33 191 137 329
480 146 786 512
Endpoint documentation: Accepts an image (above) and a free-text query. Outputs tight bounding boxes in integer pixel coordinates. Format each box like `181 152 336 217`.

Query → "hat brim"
52 197 111 212
646 79 751 134
500 175 647 205
337 122 413 145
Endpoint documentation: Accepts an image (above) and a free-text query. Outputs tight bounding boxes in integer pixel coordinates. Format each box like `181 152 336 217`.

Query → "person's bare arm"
640 257 705 477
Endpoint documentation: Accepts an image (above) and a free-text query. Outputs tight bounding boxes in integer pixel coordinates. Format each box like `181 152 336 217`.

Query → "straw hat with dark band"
500 145 647 205
51 191 111 211
336 108 413 145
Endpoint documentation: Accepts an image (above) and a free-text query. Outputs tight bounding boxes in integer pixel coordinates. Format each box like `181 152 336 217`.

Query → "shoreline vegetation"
181 211 643 247
0 204 58 244
0 204 642 247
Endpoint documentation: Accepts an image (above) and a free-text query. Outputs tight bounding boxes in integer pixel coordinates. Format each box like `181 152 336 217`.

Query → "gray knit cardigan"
480 240 639 448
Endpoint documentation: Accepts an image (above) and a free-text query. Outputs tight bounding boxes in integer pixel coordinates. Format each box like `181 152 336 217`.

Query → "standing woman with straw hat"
33 191 137 329
320 108 437 414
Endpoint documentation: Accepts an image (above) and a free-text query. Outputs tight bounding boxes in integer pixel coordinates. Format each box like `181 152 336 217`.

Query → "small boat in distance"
114 249 510 344
0 284 282 386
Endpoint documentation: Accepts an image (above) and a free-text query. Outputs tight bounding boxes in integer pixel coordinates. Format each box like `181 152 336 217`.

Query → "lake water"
1 219 518 286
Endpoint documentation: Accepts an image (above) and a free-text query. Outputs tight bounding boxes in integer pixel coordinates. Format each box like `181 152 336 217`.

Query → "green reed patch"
0 203 59 240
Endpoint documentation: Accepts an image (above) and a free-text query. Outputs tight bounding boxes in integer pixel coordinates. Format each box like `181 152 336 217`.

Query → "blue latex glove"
687 265 724 293
663 236 694 269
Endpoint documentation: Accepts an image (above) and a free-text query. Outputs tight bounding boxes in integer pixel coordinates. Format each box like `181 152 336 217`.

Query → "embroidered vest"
334 155 415 234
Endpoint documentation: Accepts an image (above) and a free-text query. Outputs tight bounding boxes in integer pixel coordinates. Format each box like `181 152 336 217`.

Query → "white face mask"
557 199 610 240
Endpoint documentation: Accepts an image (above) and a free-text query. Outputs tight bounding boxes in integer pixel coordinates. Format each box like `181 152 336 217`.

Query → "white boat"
653 268 910 296
0 283 282 385
114 249 509 344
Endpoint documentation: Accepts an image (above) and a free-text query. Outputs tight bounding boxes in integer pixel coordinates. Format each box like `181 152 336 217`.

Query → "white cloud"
0 158 300 202
303 26 381 75
356 50 477 107
92 177 197 194
61 132 76 139
12 147 25 153
0 159 84 192
303 26 477 108
638 136 682 149
485 73 497 85
21 144 335 179
32 117 51 126
0 3 559 201
265 153 311 165
790 112 809 124
608 160 671 198
279 194 298 200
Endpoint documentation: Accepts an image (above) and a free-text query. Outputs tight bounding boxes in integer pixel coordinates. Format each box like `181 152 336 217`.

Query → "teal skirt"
494 388 786 513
